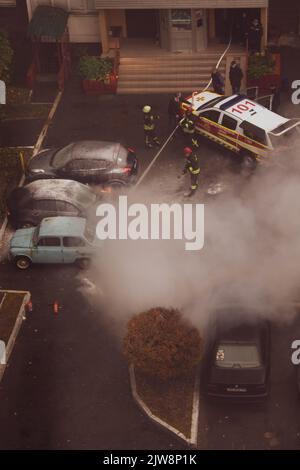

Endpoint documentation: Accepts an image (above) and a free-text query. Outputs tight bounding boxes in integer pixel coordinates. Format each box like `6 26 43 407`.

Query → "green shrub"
78 55 113 81
123 307 202 381
0 29 13 84
248 52 275 80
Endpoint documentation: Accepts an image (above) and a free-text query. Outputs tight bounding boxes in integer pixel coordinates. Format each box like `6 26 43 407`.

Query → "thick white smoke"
79 143 300 332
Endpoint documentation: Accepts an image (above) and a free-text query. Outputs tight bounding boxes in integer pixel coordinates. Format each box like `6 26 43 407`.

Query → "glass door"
170 9 192 52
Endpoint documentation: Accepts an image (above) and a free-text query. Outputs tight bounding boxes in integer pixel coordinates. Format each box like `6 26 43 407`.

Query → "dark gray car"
7 179 98 229
26 141 138 186
203 308 271 400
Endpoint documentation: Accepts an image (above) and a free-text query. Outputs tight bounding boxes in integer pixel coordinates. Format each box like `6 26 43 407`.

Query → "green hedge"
78 56 113 81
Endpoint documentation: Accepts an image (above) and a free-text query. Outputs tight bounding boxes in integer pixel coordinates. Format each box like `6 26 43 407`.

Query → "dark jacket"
211 71 224 93
168 97 181 117
144 114 157 131
229 64 243 86
248 22 263 44
184 153 200 175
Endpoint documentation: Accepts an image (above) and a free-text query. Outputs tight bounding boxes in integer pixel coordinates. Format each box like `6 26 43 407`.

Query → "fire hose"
135 31 234 188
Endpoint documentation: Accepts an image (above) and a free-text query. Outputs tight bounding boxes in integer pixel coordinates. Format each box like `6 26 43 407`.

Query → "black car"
26 141 138 186
7 179 98 229
203 308 270 400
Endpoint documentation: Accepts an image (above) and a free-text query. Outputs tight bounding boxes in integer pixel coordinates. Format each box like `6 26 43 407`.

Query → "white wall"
68 14 99 42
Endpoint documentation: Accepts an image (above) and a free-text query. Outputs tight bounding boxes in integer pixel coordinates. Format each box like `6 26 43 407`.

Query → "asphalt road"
1 74 300 449
0 263 187 450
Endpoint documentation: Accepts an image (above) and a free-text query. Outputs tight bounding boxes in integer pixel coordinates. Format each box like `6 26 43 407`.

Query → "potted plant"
78 55 116 95
247 50 281 92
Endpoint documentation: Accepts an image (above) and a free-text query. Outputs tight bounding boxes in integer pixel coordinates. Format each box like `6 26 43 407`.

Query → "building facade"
23 0 269 52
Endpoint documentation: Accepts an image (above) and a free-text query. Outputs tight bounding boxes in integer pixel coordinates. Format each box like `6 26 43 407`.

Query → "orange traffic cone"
53 301 59 314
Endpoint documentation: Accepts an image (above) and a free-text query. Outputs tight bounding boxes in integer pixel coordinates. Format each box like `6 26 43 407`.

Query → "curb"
0 90 63 242
0 290 31 383
129 364 200 447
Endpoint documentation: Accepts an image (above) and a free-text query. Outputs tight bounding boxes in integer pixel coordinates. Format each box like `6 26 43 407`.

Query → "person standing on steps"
229 61 244 94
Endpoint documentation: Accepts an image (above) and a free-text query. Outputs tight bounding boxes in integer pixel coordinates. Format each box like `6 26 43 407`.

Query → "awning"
28 5 69 39
95 0 268 8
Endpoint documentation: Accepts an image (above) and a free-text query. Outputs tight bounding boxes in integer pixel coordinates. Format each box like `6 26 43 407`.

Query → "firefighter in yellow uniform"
182 146 200 197
180 107 199 148
143 105 160 149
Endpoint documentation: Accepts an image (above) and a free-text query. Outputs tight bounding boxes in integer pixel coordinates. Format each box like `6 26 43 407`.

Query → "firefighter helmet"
143 105 151 113
183 147 193 156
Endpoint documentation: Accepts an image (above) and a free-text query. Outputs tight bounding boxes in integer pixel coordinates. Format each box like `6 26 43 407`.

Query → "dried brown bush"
123 307 202 380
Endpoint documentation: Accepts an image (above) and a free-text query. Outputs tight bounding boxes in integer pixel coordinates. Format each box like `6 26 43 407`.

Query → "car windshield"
215 342 261 369
51 144 74 168
116 145 128 165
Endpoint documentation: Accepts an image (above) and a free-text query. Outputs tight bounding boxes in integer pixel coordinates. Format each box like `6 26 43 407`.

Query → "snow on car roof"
24 179 96 208
216 95 289 132
71 140 120 161
38 216 86 238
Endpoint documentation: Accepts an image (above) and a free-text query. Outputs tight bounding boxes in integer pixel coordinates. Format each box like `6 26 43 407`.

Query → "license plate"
227 386 247 393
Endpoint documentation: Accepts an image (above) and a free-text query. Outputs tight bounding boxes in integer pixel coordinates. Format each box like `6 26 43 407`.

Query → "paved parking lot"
1 76 300 449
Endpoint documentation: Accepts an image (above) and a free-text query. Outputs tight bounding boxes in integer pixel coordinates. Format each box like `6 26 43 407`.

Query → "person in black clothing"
181 146 200 197
143 105 160 149
180 108 199 148
211 69 224 95
270 85 281 113
229 61 244 94
248 18 263 53
168 92 182 129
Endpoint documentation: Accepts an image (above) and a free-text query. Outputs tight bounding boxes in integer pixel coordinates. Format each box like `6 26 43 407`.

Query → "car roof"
186 91 221 110
188 92 289 132
20 179 96 208
38 216 86 238
69 140 121 161
216 95 289 132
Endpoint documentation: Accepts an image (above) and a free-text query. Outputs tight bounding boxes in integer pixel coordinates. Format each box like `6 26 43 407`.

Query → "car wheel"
15 256 31 270
19 221 35 229
76 258 91 270
240 150 257 171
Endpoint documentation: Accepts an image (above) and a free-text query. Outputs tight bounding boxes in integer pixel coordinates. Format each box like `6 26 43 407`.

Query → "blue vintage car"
9 216 100 270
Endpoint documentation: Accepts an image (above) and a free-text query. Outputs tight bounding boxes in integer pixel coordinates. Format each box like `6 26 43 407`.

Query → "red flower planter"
247 53 281 94
82 73 118 95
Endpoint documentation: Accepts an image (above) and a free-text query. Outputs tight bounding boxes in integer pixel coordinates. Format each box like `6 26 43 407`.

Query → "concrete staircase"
117 53 226 94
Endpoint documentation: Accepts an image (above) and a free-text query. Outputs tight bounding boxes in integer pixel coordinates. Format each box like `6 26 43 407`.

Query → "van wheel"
240 150 257 171
76 258 90 270
15 256 31 270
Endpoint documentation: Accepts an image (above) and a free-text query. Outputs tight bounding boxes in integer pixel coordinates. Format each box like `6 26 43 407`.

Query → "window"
200 110 220 123
221 114 238 131
63 237 85 247
215 343 261 369
240 121 267 145
38 237 61 247
34 200 57 211
171 9 192 31
56 201 79 214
